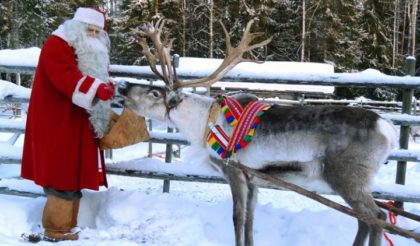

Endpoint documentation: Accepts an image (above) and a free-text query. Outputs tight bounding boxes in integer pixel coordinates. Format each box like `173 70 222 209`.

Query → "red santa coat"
21 35 108 191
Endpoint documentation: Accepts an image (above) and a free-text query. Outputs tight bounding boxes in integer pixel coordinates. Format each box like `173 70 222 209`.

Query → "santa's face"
66 21 110 81
86 24 100 38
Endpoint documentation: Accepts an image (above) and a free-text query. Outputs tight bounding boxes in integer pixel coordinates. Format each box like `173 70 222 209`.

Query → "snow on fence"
1 57 420 203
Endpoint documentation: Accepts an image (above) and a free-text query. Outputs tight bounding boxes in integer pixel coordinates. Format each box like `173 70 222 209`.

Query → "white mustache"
85 36 109 53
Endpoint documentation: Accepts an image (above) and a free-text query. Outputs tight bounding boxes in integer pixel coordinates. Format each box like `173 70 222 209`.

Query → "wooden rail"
2 163 420 203
3 63 420 89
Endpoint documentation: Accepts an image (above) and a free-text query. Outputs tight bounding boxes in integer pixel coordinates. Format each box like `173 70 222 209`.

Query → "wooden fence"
1 59 420 203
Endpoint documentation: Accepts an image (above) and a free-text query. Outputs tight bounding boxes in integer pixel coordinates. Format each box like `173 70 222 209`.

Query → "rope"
375 200 420 222
383 201 397 246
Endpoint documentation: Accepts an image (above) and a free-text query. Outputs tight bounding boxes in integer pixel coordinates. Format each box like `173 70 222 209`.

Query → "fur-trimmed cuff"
72 76 102 110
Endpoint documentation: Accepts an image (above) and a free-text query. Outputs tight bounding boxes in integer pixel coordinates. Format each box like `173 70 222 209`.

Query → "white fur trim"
73 7 104 29
72 76 102 110
51 25 68 42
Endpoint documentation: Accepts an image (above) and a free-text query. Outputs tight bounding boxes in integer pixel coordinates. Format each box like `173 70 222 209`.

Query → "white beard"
74 36 110 81
64 21 112 138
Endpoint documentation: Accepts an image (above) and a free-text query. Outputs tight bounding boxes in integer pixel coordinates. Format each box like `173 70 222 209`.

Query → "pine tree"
304 0 364 71
336 0 397 100
112 0 161 64
241 0 281 61
0 1 11 48
184 0 216 58
265 0 301 61
359 0 394 73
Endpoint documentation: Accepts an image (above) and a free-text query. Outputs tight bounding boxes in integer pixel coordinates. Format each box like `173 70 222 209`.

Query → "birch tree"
392 0 400 68
407 0 418 56
301 0 306 61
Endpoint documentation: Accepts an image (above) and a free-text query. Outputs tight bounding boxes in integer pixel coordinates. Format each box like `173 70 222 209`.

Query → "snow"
0 143 22 160
109 58 420 87
0 47 40 67
212 81 335 94
0 157 420 246
0 118 25 131
108 58 335 80
0 80 31 99
0 48 419 245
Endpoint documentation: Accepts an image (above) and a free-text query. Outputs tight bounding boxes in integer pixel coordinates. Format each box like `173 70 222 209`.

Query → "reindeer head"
118 82 182 121
119 18 272 120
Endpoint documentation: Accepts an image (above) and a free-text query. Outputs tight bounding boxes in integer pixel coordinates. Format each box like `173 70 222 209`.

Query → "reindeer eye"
148 89 161 98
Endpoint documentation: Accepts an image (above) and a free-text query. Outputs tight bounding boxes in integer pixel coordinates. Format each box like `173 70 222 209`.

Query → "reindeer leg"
368 210 386 246
323 157 384 246
353 219 370 246
344 198 385 246
245 182 257 246
224 165 249 246
210 157 250 246
336 193 384 246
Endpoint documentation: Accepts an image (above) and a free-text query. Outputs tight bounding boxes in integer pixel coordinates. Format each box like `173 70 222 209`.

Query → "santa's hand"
96 82 115 101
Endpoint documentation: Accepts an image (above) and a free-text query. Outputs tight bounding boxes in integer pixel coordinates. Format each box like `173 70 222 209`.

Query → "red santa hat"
73 7 106 30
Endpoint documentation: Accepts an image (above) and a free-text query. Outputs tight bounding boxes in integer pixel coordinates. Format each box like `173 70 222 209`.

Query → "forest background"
1 0 419 100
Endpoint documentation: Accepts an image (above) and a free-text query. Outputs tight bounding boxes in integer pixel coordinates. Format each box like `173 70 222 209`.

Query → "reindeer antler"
176 19 272 88
133 18 176 88
135 18 272 90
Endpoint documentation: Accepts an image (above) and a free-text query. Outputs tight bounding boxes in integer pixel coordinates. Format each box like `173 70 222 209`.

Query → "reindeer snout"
111 80 131 107
116 80 129 96
167 90 182 109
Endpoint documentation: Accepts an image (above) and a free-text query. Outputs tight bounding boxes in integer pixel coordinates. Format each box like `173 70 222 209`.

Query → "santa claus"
21 7 115 241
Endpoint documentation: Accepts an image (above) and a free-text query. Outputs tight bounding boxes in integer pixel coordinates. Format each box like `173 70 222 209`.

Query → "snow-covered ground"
0 137 419 246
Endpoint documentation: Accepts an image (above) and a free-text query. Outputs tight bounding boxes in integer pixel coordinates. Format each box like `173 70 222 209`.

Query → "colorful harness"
207 94 270 159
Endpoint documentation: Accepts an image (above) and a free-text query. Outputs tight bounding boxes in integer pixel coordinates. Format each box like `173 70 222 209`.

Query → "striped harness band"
207 94 270 159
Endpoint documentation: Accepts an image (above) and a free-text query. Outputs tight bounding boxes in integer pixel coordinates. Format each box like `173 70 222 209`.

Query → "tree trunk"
306 1 321 62
392 0 400 68
209 0 214 58
154 0 159 16
182 0 186 56
410 0 418 56
301 0 306 61
109 0 115 16
9 1 19 48
400 0 408 54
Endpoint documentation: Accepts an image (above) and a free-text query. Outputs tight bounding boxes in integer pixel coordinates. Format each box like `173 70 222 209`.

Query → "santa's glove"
96 82 115 101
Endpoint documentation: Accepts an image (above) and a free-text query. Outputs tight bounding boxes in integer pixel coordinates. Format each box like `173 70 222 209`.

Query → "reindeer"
118 18 398 246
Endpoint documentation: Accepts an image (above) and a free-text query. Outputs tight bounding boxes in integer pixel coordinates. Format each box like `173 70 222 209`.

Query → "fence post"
163 127 174 193
173 54 180 68
395 56 416 208
148 119 153 157
105 149 113 159
148 80 154 157
161 53 180 192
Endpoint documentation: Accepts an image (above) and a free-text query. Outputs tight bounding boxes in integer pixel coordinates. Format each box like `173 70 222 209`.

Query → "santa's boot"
71 198 80 229
42 195 80 241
